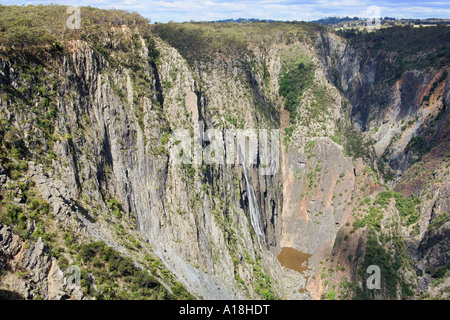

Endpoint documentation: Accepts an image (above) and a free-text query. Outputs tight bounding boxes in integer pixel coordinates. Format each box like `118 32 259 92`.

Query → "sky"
1 0 450 23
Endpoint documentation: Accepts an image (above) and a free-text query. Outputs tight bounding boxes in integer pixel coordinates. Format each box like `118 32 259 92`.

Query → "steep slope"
154 22 450 300
0 5 197 300
0 6 305 300
0 5 449 301
314 27 450 299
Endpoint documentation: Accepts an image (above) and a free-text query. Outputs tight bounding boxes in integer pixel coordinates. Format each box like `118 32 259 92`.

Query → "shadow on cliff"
0 289 24 300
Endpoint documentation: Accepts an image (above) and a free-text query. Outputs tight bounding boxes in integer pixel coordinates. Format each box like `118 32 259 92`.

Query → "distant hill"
208 18 278 23
311 16 450 27
311 16 362 25
196 16 450 27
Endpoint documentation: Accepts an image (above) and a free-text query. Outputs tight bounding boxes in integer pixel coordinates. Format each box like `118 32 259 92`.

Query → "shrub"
107 198 123 218
344 128 373 162
360 232 399 299
279 60 314 124
0 5 153 50
353 206 383 231
327 289 336 300
428 211 450 232
374 190 420 225
284 126 295 137
29 197 50 215
394 192 420 218
406 137 429 161
431 262 450 279
374 190 394 207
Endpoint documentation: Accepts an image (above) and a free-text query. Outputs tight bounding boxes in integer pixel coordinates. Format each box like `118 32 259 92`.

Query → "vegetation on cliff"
0 4 448 301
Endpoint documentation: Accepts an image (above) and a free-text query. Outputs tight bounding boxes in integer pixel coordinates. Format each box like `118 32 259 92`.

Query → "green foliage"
363 166 378 184
0 120 29 174
360 232 399 299
406 137 430 162
76 241 193 300
339 280 368 300
428 211 450 232
305 86 334 122
305 140 316 159
160 130 171 146
29 197 50 215
224 116 238 127
283 126 295 144
250 255 278 300
330 131 342 145
107 198 124 219
338 25 450 82
374 190 420 226
431 262 450 280
343 127 373 161
374 190 394 207
353 206 383 232
152 22 247 65
395 193 420 222
284 126 295 137
0 5 153 52
377 160 394 182
182 163 196 180
279 60 314 124
4 203 24 224
152 21 325 66
0 172 55 243
327 289 336 300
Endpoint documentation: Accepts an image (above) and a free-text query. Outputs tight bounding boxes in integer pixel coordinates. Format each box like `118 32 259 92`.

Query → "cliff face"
314 29 450 299
317 30 449 177
0 25 196 299
0 14 296 300
0 6 449 300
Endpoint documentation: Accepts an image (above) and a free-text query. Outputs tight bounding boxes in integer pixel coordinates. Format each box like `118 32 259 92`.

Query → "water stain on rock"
277 247 311 274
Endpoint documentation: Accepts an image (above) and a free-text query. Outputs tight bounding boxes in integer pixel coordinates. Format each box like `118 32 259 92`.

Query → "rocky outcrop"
280 138 355 263
0 224 84 299
317 31 449 178
0 224 22 269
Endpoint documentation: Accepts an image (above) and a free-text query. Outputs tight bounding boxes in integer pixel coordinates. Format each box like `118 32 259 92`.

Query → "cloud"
2 0 449 22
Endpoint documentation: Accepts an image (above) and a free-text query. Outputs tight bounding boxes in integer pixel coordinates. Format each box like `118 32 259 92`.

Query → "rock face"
0 224 22 267
281 139 355 264
0 7 449 300
0 224 83 299
313 29 450 299
317 31 449 176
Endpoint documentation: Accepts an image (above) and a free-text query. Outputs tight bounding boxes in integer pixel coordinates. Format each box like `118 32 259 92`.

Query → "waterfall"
238 146 267 250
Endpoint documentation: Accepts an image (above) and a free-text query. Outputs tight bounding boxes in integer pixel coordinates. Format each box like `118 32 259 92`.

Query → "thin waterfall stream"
238 146 267 250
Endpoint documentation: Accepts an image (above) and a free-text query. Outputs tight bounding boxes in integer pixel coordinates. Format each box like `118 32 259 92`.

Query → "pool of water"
276 247 311 274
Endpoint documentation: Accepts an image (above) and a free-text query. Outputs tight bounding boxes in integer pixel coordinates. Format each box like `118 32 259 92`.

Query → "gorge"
0 5 449 301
